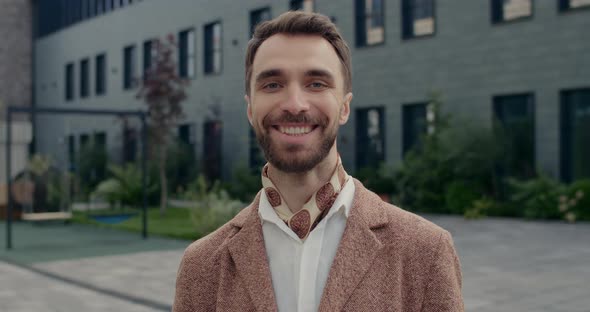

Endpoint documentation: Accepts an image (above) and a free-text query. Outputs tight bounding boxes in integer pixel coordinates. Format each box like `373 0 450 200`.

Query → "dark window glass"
355 0 385 46
356 107 385 169
123 126 137 163
123 45 136 89
402 103 427 156
178 29 195 78
204 22 222 74
491 0 532 23
402 0 435 39
203 120 223 181
249 128 265 172
80 58 89 98
290 0 314 11
68 134 76 171
559 0 590 11
561 89 590 182
493 93 535 179
143 39 154 80
250 8 271 37
95 53 106 95
65 63 74 101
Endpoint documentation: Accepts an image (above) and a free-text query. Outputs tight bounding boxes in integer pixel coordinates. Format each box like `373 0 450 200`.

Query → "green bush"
464 198 495 220
445 181 482 215
92 163 159 208
560 179 590 222
356 164 396 195
223 166 262 203
507 175 564 220
187 175 243 237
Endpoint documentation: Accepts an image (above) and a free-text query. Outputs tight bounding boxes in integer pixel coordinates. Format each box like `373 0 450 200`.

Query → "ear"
245 94 253 126
339 92 352 125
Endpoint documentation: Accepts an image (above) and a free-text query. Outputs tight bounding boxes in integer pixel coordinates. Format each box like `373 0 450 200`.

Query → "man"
173 11 463 312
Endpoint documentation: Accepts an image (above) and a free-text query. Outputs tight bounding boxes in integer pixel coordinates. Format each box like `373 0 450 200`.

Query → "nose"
280 85 310 115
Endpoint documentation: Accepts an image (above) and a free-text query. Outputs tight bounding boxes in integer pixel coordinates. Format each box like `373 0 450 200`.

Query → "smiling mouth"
273 125 318 136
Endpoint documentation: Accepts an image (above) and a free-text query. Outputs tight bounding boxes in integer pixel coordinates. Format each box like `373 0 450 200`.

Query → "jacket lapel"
228 196 278 312
318 179 387 311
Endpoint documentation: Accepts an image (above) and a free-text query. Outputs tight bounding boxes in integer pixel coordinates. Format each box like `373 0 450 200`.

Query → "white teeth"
279 126 312 135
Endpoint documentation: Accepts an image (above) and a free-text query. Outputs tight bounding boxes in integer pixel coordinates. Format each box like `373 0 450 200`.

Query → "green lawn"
72 207 199 241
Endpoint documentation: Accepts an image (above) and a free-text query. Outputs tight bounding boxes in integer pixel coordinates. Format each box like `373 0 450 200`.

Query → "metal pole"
141 114 148 239
6 108 12 250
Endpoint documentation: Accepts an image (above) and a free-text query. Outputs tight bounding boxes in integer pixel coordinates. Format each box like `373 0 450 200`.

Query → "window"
143 39 154 80
80 58 90 98
178 29 195 79
67 134 76 171
561 88 590 182
356 107 385 169
65 63 74 101
355 0 385 46
250 8 271 37
203 120 223 181
402 103 430 156
123 125 137 163
123 44 136 89
493 93 535 179
204 22 222 74
559 0 590 11
249 128 265 171
290 0 314 12
491 0 532 23
402 0 435 39
95 53 106 95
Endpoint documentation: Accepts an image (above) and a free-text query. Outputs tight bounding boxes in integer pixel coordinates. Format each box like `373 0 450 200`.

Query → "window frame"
491 0 534 24
401 0 437 40
559 0 590 12
355 106 386 170
80 58 90 98
65 62 75 101
560 87 590 182
203 20 223 75
95 53 107 96
401 102 428 157
355 0 386 47
178 28 196 79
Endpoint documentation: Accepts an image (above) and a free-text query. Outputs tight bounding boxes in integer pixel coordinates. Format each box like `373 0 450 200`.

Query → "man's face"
246 34 352 173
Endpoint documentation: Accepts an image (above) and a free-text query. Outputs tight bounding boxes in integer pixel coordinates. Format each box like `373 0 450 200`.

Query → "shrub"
507 175 564 220
560 179 590 222
187 175 243 237
92 163 159 208
445 181 482 215
464 198 494 220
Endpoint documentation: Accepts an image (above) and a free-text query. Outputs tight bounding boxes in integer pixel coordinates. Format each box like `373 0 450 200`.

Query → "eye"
262 82 282 91
309 81 328 90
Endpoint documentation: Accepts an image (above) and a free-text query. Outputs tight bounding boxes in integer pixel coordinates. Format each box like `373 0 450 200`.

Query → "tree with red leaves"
136 34 188 215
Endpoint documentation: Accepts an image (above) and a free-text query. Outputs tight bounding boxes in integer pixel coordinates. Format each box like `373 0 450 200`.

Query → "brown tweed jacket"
173 179 464 311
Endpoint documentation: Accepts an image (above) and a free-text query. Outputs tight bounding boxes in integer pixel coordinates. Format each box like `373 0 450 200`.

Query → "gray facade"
32 0 590 180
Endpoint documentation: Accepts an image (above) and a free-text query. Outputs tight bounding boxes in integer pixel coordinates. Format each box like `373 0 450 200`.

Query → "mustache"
262 112 328 128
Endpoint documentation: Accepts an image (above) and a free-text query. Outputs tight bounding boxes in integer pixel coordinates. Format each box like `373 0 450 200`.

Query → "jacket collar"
228 179 388 311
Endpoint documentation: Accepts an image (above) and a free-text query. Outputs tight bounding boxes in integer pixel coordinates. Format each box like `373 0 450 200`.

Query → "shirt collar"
259 177 355 228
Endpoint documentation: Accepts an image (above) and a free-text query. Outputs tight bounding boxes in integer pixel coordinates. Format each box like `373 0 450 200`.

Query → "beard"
253 111 338 173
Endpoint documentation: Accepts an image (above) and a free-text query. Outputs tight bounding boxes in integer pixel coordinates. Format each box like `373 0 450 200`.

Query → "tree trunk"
159 145 168 216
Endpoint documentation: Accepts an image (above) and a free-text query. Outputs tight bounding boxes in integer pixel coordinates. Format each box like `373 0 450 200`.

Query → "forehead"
252 34 343 79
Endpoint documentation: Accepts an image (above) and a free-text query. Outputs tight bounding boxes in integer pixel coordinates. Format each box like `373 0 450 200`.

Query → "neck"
267 147 339 214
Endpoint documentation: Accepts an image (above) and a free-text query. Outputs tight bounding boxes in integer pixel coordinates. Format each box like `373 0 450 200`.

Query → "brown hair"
245 11 352 95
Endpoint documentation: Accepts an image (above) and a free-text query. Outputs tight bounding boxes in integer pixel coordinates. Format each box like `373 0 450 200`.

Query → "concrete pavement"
1 215 590 311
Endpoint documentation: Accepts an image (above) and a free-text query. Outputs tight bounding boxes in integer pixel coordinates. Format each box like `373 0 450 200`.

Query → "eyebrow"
254 68 335 85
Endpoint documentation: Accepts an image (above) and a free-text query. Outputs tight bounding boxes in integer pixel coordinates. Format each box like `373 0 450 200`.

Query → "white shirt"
258 178 355 312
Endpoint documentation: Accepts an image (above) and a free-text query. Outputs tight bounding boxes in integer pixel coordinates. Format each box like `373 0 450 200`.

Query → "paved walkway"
1 216 590 311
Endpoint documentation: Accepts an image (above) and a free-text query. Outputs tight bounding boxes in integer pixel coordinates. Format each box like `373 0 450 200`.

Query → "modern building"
31 0 590 183
0 0 33 205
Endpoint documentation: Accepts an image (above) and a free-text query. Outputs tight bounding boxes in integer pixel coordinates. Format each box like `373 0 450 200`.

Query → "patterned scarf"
261 158 349 240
